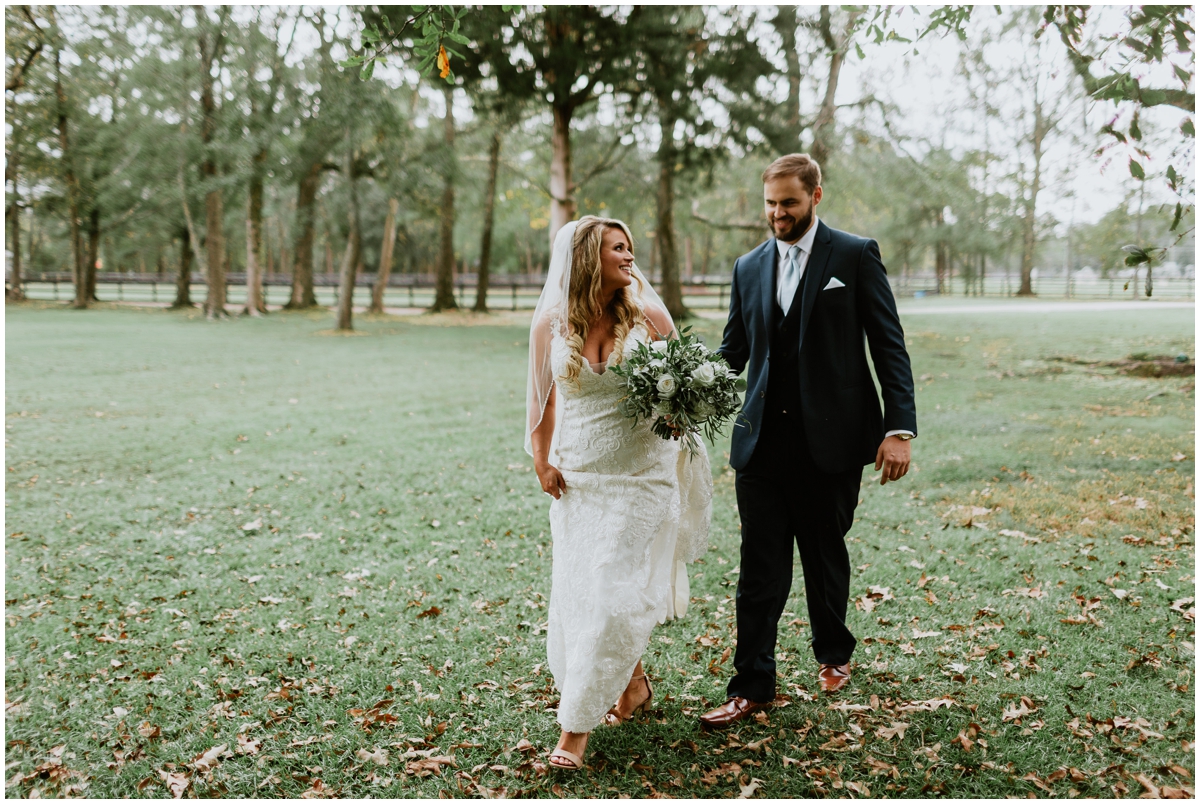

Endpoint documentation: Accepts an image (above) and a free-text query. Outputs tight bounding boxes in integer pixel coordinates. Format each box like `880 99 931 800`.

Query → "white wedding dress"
545 320 712 733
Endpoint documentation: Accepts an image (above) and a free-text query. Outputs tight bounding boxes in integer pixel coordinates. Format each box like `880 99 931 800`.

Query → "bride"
526 216 712 770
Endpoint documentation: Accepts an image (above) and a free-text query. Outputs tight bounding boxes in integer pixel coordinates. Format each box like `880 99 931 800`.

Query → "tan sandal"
548 747 584 770
603 673 653 726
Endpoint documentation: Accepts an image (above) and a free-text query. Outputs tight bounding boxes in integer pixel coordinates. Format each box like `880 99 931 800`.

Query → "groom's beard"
771 207 813 243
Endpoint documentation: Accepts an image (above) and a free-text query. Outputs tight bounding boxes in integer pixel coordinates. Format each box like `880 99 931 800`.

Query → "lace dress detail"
546 324 713 733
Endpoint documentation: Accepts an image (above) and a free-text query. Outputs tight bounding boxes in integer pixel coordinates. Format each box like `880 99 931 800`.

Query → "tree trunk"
277 214 289 277
654 111 686 320
810 6 860 168
335 140 361 331
773 5 801 137
6 123 24 301
84 208 100 303
243 169 266 316
475 129 503 313
431 84 458 312
1018 102 1045 296
198 16 227 318
28 204 37 277
548 104 576 251
286 161 320 309
370 198 400 314
936 243 948 295
55 49 85 308
172 228 194 308
203 189 226 316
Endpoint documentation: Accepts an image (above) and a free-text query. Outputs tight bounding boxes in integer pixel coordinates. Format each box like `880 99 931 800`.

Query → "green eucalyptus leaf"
1129 159 1145 180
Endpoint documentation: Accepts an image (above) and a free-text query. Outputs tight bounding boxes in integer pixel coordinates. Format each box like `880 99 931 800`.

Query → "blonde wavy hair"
561 216 645 387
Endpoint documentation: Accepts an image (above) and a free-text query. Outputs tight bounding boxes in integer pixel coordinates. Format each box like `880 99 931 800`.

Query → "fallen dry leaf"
137 721 161 739
844 780 871 797
1002 696 1038 723
999 528 1040 543
738 777 764 798
1170 597 1195 621
159 770 189 799
1022 771 1053 793
863 756 898 778
355 747 389 767
896 697 954 713
952 723 979 752
828 701 871 713
876 722 910 741
190 744 226 774
236 734 261 756
299 778 337 798
406 756 456 777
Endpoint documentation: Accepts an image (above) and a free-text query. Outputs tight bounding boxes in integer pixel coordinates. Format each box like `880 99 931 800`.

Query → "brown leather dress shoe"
818 663 852 694
699 696 772 730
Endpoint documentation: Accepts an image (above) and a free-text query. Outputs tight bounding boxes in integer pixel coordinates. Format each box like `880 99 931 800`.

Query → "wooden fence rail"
11 271 1195 310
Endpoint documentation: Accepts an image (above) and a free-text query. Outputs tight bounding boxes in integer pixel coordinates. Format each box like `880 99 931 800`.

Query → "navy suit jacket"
718 221 917 473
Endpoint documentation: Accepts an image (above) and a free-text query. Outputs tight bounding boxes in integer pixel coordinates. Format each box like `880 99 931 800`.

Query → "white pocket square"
823 276 846 290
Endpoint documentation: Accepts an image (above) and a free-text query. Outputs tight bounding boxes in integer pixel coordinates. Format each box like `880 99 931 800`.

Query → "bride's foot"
549 730 589 770
603 672 654 725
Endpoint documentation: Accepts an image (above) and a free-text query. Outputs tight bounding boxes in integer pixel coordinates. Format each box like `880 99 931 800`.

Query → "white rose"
691 362 717 387
648 358 666 370
656 374 677 398
650 340 669 353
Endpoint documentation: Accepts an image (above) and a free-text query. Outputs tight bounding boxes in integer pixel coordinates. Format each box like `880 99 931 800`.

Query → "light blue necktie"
779 244 802 316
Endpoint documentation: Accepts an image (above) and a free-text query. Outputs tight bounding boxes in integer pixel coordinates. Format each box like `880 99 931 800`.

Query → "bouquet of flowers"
610 327 747 457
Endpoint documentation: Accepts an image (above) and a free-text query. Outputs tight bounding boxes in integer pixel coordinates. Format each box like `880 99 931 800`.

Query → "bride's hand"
535 461 567 499
664 415 685 440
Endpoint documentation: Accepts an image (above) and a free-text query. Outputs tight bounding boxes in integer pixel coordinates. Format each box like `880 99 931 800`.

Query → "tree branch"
1054 19 1195 112
6 7 46 92
690 200 763 232
573 135 632 191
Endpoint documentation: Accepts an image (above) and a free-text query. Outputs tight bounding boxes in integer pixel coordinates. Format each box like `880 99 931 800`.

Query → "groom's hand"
535 461 567 499
875 436 911 485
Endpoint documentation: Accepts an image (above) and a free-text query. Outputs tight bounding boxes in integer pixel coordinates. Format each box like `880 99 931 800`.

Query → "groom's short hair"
762 154 822 194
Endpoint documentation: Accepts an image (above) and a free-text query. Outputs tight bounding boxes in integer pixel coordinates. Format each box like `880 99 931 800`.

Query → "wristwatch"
894 433 914 441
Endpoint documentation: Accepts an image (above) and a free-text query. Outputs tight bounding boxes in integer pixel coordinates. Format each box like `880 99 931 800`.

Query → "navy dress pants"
726 411 863 703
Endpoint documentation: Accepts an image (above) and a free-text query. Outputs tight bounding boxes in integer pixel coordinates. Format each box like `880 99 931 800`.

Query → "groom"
701 154 917 729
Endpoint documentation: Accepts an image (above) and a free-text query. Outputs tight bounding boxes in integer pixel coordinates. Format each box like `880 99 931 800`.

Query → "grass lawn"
5 300 1195 799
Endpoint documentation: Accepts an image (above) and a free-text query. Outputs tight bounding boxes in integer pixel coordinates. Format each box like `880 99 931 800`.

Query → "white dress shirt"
774 216 914 442
774 215 820 310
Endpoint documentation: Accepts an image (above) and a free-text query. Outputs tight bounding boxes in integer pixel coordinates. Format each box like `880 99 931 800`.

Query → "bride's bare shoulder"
642 303 674 340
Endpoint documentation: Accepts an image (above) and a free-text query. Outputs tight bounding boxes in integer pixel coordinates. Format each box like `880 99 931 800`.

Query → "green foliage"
343 6 467 83
1040 4 1194 248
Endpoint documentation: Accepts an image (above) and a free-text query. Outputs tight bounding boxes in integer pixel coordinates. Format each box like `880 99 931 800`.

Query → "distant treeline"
4 6 1193 321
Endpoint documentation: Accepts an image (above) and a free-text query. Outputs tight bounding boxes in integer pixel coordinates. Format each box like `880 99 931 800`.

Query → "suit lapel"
758 240 777 329
797 221 833 349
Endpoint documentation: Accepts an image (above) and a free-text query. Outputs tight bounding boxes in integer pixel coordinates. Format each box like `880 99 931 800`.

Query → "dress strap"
643 314 665 340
